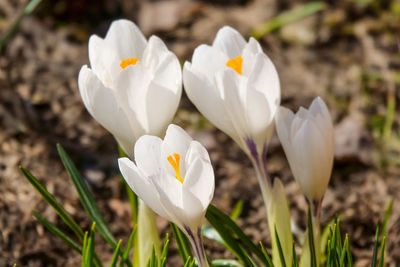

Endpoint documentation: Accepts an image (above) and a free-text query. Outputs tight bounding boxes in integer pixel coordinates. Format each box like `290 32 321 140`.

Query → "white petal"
292 120 330 200
161 124 193 178
241 38 262 76
185 141 211 166
142 36 172 74
246 52 280 111
216 69 249 148
151 52 182 94
212 26 246 58
134 135 163 177
244 85 274 149
183 157 214 211
190 44 229 81
105 19 147 60
309 97 334 148
78 66 134 154
115 64 151 133
275 106 295 153
118 158 170 220
145 81 181 137
183 63 236 139
88 35 120 86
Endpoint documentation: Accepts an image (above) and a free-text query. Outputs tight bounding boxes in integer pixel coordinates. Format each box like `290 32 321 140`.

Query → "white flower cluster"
78 19 334 267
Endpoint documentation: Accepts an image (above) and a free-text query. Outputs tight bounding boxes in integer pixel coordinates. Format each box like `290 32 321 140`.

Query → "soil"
0 0 399 266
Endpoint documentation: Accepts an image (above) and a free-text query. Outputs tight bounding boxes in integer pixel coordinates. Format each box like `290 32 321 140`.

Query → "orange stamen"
167 153 183 183
120 58 139 69
226 56 243 75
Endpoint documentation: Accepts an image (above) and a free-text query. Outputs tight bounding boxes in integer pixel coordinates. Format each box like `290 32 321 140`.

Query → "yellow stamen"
226 56 243 75
167 153 183 183
120 58 139 69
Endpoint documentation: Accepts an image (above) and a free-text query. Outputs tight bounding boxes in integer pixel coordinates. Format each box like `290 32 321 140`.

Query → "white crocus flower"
184 26 290 266
276 97 334 204
78 19 182 157
183 26 280 158
119 124 214 267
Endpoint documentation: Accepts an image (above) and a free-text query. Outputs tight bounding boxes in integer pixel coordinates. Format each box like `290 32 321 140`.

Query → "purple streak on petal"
245 137 258 158
184 225 203 264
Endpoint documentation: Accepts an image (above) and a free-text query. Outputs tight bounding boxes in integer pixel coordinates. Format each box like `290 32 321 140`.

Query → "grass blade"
20 166 84 241
230 200 243 220
371 224 380 267
207 205 269 266
252 1 326 39
378 236 386 267
160 234 169 267
110 240 123 267
57 144 116 247
211 259 243 267
0 0 43 54
274 226 287 267
206 212 252 266
339 235 349 267
84 223 96 267
119 227 136 267
292 242 299 267
32 210 82 254
170 223 192 263
259 242 273 267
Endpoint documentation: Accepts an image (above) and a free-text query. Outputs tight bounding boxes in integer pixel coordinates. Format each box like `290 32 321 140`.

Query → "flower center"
167 153 183 183
226 56 243 75
120 58 139 69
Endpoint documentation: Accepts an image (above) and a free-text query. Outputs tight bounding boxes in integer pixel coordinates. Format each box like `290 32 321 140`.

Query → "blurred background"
0 0 399 266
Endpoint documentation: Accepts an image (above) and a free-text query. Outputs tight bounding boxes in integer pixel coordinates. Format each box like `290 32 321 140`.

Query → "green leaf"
259 242 273 267
378 236 386 267
252 1 326 39
170 223 192 264
202 225 225 246
146 246 158 267
207 205 268 266
20 166 84 241
183 257 194 267
371 224 380 267
274 226 287 267
120 227 136 267
339 235 348 267
110 240 123 267
230 200 243 221
160 234 169 267
211 259 244 267
292 242 299 267
57 144 116 247
32 211 82 254
206 212 252 266
57 144 132 267
83 223 96 267
82 231 89 267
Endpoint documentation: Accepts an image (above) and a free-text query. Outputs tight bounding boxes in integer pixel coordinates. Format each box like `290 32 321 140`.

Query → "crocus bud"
119 124 214 267
78 19 182 156
276 97 334 202
183 26 280 158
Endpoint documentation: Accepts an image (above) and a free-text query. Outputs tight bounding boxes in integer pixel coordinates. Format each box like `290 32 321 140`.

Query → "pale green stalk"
135 202 161 267
250 156 293 267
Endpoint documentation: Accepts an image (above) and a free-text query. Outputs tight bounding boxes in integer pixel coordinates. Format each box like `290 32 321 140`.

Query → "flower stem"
250 152 293 267
300 201 321 267
184 226 210 267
